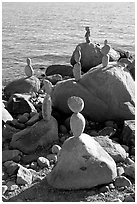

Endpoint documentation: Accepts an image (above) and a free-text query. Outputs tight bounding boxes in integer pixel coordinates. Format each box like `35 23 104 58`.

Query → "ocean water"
2 2 135 85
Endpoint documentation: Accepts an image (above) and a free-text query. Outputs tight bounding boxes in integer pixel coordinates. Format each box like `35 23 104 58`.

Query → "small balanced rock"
24 58 34 77
68 96 85 137
73 46 82 81
101 40 110 67
85 26 90 43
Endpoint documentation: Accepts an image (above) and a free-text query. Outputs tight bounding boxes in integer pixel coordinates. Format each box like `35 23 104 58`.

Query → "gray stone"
46 64 73 77
2 185 8 195
47 133 117 190
16 165 33 185
94 136 127 162
114 176 132 188
10 117 58 154
37 157 50 168
124 163 135 179
4 76 40 99
2 124 20 140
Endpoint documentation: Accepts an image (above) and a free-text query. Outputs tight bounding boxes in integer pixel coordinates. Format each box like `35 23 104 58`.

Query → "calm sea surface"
2 2 135 85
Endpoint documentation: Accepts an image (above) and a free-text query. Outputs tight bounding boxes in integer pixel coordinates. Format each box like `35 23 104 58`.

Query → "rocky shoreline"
2 41 135 202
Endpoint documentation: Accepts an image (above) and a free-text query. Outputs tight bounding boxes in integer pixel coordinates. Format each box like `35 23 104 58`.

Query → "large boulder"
47 133 117 190
70 43 120 72
6 93 37 115
10 116 58 154
4 76 40 99
46 64 74 77
52 62 135 122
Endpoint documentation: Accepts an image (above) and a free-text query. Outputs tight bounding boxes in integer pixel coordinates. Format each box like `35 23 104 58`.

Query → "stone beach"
2 38 135 201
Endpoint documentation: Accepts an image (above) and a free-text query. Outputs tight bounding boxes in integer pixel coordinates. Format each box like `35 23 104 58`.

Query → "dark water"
2 2 135 85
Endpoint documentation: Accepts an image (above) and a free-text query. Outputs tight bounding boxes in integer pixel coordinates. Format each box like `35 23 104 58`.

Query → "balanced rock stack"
47 96 117 190
73 46 82 81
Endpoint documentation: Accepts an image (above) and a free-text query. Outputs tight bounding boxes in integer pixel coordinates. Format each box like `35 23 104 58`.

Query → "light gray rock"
94 136 127 162
2 103 13 123
47 133 117 190
37 157 50 168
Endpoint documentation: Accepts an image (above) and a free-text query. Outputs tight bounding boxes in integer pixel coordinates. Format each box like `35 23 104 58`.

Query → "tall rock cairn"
24 58 34 77
73 46 82 81
101 40 111 67
68 96 85 137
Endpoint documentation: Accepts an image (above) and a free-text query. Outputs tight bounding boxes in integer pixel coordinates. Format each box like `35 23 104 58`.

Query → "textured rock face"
47 133 117 190
52 62 135 122
10 117 58 154
4 76 40 99
94 136 127 162
70 43 120 73
46 64 74 77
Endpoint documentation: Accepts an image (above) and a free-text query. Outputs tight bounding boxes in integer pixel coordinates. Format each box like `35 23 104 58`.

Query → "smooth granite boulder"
10 116 58 154
70 43 120 73
46 64 74 77
47 133 117 190
4 76 40 99
52 62 135 122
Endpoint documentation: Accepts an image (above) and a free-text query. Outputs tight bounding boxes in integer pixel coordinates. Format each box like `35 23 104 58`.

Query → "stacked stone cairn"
68 96 85 136
73 46 82 81
25 58 34 77
101 40 111 67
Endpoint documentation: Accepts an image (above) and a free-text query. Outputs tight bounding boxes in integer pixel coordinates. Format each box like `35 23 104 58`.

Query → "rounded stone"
37 157 50 168
46 154 58 163
52 145 61 154
70 113 86 137
114 176 132 188
18 115 29 123
67 96 84 113
59 125 68 134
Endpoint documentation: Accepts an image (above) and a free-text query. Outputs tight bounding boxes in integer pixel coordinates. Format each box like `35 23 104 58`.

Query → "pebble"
18 115 29 123
125 157 134 165
117 166 124 176
112 198 122 202
37 157 50 168
99 185 110 193
46 154 58 163
23 112 30 118
52 145 61 154
2 185 8 195
108 183 115 190
4 161 19 176
105 120 118 129
16 165 33 185
124 163 135 179
114 176 132 188
30 162 37 170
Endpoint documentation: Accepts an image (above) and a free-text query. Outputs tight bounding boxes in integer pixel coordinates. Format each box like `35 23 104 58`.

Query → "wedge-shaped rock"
10 117 58 154
47 133 117 190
